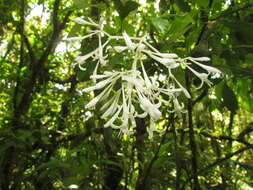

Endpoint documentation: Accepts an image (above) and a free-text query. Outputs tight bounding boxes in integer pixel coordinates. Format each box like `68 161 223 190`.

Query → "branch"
200 132 253 149
195 0 213 46
199 146 251 174
211 3 253 21
185 72 200 190
59 10 73 30
238 122 253 139
181 145 251 189
23 35 36 63
38 0 61 64
13 0 25 118
192 88 208 106
49 75 76 84
15 0 72 118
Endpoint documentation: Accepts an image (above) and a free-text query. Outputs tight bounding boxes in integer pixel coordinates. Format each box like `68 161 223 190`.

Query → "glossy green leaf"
150 17 171 36
113 0 139 20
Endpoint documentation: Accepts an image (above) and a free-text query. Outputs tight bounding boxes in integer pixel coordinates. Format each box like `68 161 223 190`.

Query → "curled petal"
75 50 97 64
138 92 161 120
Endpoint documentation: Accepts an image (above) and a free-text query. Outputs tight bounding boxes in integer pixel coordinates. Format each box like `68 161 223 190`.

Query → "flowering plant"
65 17 221 139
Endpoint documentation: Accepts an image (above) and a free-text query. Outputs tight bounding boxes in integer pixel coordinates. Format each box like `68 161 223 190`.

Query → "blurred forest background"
1 0 253 189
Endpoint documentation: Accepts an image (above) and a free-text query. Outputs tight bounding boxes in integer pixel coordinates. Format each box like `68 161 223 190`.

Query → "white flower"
123 31 136 50
101 91 120 118
67 18 222 138
143 50 178 68
137 92 162 120
72 17 99 27
173 97 185 113
186 65 213 88
63 32 97 41
104 106 122 128
75 49 97 64
171 76 191 98
141 62 152 88
98 34 108 66
114 46 128 53
85 84 112 108
190 57 210 61
188 57 221 74
147 119 165 139
151 51 178 59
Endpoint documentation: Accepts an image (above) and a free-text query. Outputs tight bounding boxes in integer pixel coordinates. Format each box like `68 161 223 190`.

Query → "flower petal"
123 31 136 50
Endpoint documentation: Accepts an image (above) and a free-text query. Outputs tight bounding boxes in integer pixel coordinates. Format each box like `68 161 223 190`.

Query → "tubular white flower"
101 91 120 118
190 57 210 61
104 106 122 128
173 97 185 113
72 17 99 27
122 75 144 89
188 57 221 74
147 119 165 139
63 32 98 41
171 76 191 98
82 78 111 92
114 46 128 53
75 49 98 64
151 51 178 59
66 17 222 138
123 31 136 50
141 62 152 88
144 50 178 67
186 65 213 88
85 84 112 109
138 92 161 120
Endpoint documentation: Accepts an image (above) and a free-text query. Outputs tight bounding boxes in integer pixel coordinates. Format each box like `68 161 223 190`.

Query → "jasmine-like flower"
67 18 222 139
123 31 136 50
72 17 99 27
186 65 213 88
188 57 221 74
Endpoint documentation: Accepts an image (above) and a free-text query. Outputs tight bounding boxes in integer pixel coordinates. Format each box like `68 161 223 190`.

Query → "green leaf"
73 0 89 9
150 17 171 36
222 83 238 113
174 0 191 12
168 13 193 37
113 0 139 20
122 20 135 35
121 1 139 19
73 0 106 10
235 78 253 112
221 20 253 44
192 0 209 8
68 24 81 38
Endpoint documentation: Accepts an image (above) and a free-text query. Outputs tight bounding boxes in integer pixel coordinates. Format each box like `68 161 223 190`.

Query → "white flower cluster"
66 17 221 139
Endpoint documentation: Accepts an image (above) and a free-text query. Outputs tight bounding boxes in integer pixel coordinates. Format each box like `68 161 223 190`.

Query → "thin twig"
199 146 251 174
